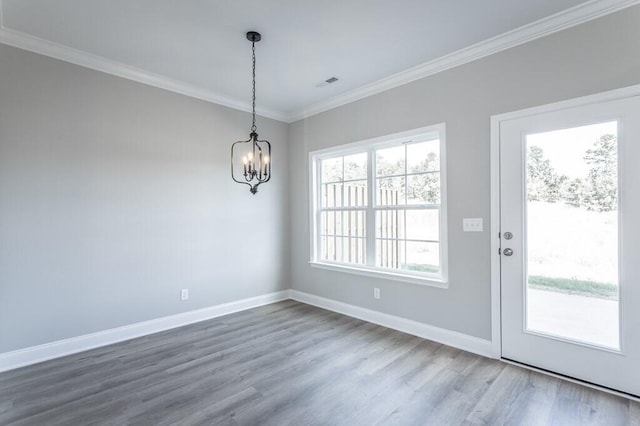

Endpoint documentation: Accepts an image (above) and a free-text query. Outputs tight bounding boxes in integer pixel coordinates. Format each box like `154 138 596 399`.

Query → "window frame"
309 124 448 287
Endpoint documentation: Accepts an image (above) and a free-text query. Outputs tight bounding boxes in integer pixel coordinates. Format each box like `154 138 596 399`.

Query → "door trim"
489 83 640 360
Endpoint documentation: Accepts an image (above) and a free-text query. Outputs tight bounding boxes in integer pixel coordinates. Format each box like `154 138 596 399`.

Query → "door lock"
503 248 514 256
503 232 513 240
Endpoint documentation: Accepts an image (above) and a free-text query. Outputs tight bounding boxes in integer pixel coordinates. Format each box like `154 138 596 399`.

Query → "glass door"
525 121 619 350
499 93 640 397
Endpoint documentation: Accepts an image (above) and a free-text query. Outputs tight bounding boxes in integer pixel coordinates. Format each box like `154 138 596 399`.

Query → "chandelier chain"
251 40 257 133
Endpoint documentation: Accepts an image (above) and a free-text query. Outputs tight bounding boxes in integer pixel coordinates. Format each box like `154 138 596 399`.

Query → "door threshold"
501 358 640 402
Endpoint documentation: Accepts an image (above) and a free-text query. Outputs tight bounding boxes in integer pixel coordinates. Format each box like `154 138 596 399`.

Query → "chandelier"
231 31 271 194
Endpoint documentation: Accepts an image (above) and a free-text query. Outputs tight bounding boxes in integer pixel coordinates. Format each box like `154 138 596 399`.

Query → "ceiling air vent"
316 77 339 88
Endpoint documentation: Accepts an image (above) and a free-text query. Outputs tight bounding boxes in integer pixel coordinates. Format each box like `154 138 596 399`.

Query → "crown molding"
285 0 640 122
1 0 639 124
0 2 288 122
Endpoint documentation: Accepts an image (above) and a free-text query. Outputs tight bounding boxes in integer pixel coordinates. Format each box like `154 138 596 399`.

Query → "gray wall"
0 43 289 353
2 5 639 355
288 6 640 340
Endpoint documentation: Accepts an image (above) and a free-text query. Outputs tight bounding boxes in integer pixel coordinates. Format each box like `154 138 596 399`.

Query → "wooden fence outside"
321 183 402 267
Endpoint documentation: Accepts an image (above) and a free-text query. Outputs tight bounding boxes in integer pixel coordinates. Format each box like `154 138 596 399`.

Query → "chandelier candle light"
231 31 271 194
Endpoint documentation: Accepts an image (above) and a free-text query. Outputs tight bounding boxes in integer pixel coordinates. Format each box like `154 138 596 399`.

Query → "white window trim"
308 123 448 288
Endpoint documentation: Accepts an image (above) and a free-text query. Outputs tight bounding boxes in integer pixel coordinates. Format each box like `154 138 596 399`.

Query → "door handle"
503 248 514 256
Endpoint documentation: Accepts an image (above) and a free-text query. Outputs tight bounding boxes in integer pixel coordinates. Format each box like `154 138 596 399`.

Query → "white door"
499 91 640 397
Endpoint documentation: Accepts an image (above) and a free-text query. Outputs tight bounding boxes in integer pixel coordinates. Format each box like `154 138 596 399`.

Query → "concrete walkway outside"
527 288 619 349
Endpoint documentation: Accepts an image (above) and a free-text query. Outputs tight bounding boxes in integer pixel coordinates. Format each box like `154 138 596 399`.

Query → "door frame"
489 83 640 359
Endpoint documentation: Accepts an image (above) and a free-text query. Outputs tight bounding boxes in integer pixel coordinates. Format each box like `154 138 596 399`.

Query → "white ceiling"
0 0 637 121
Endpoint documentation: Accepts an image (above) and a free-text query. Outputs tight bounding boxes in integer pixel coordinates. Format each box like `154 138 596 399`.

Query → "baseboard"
1 289 494 373
0 290 290 373
290 290 494 358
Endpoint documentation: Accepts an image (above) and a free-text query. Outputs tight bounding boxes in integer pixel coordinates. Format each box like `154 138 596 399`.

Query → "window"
310 124 448 286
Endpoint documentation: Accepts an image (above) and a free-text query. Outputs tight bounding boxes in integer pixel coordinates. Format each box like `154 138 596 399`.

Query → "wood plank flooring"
1 300 638 425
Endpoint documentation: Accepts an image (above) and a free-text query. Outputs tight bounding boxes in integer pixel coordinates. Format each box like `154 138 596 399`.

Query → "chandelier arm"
260 169 272 183
231 175 254 189
254 139 271 183
230 140 254 188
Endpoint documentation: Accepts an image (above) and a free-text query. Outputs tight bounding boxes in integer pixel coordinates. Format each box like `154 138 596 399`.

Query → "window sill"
308 261 448 288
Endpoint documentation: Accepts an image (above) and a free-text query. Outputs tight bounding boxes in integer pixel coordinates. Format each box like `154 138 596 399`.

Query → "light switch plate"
463 218 483 232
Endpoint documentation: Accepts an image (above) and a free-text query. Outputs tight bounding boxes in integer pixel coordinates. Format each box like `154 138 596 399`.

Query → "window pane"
343 181 367 207
376 237 404 269
405 242 440 273
322 183 344 208
357 238 366 264
377 177 405 205
320 183 328 207
344 210 366 237
327 236 335 261
406 210 439 241
407 139 440 173
334 211 343 234
375 209 440 241
375 210 440 274
376 145 405 177
376 210 405 239
321 157 343 183
320 236 328 259
321 211 365 256
335 236 343 261
341 237 366 265
320 211 333 235
407 173 440 204
320 235 366 265
320 211 343 235
344 153 367 180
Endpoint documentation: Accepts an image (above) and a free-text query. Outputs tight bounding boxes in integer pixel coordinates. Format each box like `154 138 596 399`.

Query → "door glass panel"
525 121 619 349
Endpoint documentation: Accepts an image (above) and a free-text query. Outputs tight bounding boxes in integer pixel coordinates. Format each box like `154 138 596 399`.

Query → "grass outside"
528 275 618 300
527 201 618 300
528 201 617 284
405 263 440 273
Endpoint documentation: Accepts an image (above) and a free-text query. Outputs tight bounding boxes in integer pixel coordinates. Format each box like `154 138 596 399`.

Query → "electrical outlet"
180 288 189 301
374 288 381 299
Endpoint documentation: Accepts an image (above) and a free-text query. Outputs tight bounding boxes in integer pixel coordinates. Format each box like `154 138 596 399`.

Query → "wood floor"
1 300 638 426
